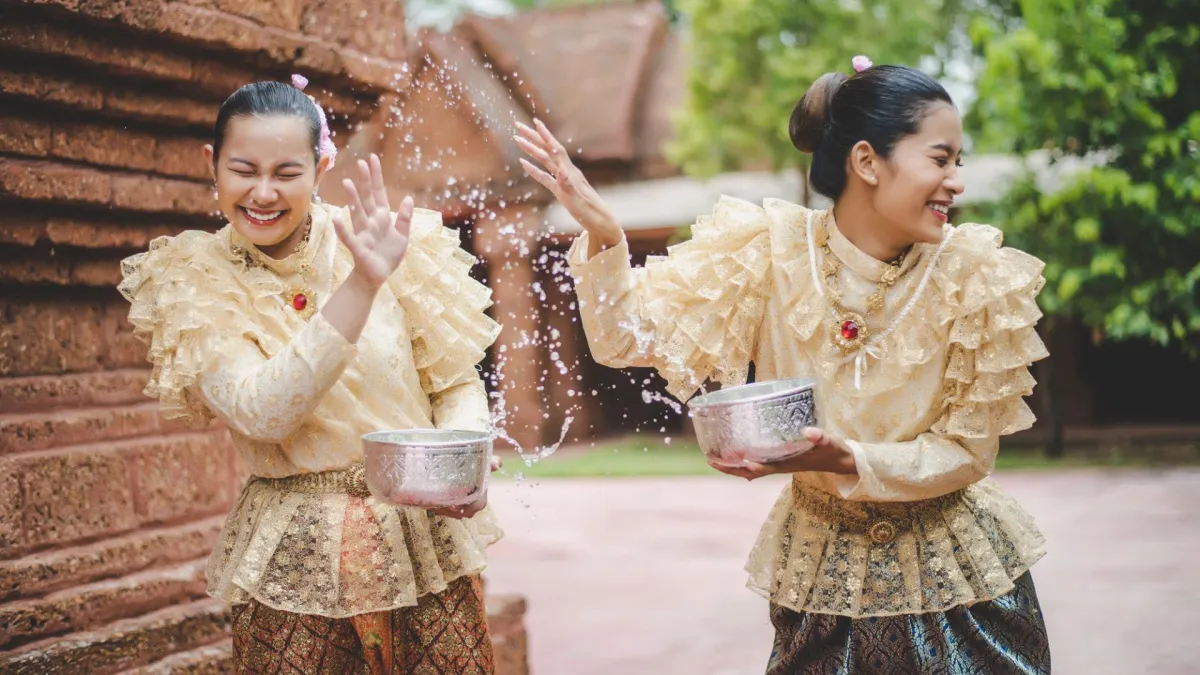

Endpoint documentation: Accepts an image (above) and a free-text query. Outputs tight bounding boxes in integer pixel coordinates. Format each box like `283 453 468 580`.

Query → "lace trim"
639 196 774 400
387 209 502 394
207 477 502 618
745 479 1046 617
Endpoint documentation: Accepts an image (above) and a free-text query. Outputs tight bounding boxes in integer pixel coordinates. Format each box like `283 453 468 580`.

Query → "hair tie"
852 55 873 73
290 73 337 168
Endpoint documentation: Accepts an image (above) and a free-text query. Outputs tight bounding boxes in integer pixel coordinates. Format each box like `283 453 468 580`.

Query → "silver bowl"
688 378 818 467
362 429 491 508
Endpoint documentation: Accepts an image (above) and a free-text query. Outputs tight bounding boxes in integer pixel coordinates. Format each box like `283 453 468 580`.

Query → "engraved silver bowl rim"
687 378 817 413
361 429 492 455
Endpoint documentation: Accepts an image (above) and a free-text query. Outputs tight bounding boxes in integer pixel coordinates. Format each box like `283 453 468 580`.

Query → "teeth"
928 203 949 214
244 208 283 221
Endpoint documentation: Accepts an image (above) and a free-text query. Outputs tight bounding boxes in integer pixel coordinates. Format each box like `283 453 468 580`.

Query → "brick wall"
0 2 526 672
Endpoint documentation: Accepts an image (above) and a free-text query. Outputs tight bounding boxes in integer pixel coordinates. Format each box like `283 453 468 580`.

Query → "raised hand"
331 153 414 289
514 119 622 249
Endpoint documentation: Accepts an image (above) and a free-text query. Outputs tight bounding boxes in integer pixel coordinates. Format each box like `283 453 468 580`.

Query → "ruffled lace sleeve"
566 196 774 401
387 209 501 431
832 224 1049 502
118 231 233 427
119 230 358 441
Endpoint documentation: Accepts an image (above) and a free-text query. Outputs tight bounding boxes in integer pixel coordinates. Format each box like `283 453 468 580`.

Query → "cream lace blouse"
119 203 503 618
568 196 1049 617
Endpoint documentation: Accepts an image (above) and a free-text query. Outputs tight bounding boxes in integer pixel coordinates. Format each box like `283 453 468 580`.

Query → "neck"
831 192 911 263
258 212 311 259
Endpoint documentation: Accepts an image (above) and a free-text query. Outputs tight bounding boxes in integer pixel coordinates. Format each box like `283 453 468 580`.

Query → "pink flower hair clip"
291 73 338 168
852 55 873 73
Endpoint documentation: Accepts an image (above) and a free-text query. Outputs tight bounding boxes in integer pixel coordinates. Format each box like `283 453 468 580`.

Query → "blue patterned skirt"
765 572 1050 674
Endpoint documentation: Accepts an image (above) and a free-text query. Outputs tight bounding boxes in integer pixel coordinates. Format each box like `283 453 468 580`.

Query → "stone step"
120 639 232 675
0 517 223 602
0 598 229 675
0 560 208 649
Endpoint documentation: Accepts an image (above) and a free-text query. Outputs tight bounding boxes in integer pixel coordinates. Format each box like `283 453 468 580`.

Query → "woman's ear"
202 144 217 183
848 140 879 186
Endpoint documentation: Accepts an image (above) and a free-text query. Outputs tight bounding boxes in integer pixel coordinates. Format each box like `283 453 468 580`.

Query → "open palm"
332 153 414 288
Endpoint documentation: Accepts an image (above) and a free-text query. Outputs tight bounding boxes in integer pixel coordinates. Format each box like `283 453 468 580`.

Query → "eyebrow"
227 157 307 170
929 143 962 155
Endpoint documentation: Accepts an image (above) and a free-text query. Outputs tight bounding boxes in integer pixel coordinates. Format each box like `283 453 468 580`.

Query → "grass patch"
492 436 1195 479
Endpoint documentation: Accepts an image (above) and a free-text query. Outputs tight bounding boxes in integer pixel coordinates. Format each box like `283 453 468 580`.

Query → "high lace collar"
824 211 929 283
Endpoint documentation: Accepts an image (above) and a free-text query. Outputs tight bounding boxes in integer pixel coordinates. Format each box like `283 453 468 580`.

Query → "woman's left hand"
708 427 857 481
429 455 503 519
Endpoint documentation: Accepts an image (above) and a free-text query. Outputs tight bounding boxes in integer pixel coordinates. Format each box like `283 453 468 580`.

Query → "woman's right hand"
332 153 414 289
515 120 623 250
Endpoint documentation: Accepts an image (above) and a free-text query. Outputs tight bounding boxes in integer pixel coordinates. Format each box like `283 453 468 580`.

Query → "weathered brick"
44 218 184 249
0 69 105 111
110 174 214 216
215 0 304 31
0 559 208 648
0 116 52 157
488 593 530 675
0 258 72 286
0 403 164 456
0 158 111 205
16 446 138 554
154 136 212 180
0 370 152 414
0 299 109 377
104 89 217 128
0 517 223 601
0 459 22 557
0 598 230 674
0 214 46 247
0 14 194 82
104 301 155 370
127 432 236 525
70 259 123 288
301 0 407 61
127 639 232 675
51 122 158 172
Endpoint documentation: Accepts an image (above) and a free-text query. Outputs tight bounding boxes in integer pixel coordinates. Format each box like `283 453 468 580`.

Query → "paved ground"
484 469 1200 675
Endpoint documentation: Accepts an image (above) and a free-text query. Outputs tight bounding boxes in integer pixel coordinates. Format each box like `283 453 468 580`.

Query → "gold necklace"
231 214 320 320
815 213 906 351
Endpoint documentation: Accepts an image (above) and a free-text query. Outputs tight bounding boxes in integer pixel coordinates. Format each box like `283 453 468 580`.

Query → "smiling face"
870 103 966 245
204 114 328 256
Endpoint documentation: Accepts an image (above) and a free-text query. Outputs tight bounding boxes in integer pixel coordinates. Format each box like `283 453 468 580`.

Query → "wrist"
589 218 623 248
347 266 385 294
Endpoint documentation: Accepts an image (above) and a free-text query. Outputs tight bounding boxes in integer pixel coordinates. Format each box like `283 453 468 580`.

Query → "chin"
231 221 291 248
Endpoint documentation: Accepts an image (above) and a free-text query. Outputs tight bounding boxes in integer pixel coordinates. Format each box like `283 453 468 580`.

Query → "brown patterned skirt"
230 574 494 674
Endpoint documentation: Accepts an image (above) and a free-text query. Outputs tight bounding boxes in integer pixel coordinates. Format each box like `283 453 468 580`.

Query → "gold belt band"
790 479 964 545
252 462 370 498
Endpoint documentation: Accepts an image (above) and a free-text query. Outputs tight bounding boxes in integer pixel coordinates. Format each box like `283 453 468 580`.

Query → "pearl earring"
212 186 219 201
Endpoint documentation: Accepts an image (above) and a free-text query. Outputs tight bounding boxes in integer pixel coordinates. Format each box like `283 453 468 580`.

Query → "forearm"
321 267 381 344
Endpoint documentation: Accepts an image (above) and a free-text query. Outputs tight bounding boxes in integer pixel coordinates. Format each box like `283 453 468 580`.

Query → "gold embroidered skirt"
745 478 1046 618
207 463 503 619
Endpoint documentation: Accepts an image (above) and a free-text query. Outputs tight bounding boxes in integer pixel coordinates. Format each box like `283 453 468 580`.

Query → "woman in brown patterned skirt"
120 77 503 674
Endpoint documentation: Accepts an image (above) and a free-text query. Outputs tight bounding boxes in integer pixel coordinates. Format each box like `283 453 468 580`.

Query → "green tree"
967 0 1198 455
967 0 1200 353
667 0 969 182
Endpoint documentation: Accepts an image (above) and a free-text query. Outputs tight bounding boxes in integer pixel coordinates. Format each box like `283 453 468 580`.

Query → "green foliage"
667 0 969 178
968 0 1200 354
